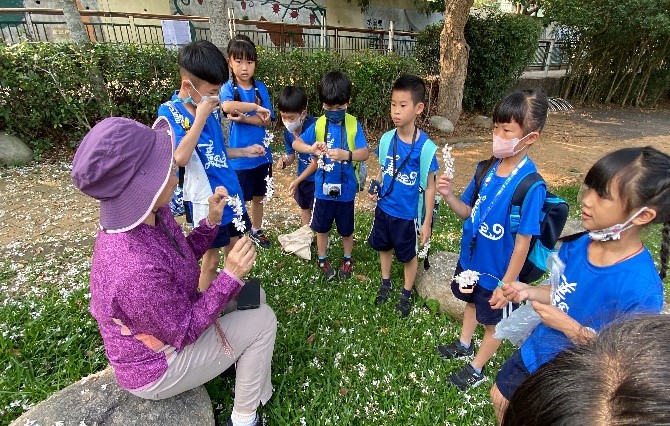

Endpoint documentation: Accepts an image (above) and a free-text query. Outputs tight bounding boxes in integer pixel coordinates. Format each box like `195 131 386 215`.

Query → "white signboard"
161 20 191 47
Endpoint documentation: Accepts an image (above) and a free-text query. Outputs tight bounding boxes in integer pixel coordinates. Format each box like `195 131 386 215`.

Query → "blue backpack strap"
509 172 544 234
417 138 438 226
378 130 395 167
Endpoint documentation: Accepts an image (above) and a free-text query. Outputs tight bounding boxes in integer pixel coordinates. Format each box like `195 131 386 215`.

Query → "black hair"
493 90 549 134
392 74 426 104
177 40 229 85
580 146 670 279
227 34 262 104
318 71 352 106
278 86 307 113
503 315 670 426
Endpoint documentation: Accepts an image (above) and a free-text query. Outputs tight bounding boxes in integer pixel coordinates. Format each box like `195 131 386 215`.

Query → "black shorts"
367 206 418 263
235 163 272 201
495 349 531 400
294 180 315 210
211 212 251 249
450 261 517 325
310 198 354 237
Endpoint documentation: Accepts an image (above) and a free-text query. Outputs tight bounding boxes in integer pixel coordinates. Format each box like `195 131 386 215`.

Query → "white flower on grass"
442 144 455 179
356 363 367 378
300 418 306 426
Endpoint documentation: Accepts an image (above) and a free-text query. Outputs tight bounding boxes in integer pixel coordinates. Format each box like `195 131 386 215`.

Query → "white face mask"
588 207 648 241
283 118 302 133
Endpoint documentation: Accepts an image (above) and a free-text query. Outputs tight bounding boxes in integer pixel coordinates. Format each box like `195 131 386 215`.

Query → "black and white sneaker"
436 338 474 360
249 229 271 249
447 363 486 391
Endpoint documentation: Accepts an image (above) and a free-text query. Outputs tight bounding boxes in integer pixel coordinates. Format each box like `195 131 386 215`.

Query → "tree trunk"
208 0 231 55
60 0 89 45
437 0 474 125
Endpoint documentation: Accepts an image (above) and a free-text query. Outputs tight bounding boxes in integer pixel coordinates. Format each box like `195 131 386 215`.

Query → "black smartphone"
368 179 381 195
237 277 261 310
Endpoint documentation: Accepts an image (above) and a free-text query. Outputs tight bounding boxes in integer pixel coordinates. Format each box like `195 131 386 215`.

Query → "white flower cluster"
417 240 430 259
261 129 274 148
227 194 246 232
455 269 481 291
264 175 274 203
442 144 455 179
317 155 334 172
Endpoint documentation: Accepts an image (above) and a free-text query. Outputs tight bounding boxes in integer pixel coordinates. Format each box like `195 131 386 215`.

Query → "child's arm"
490 234 533 308
227 145 267 159
532 301 597 345
292 137 327 155
437 173 471 220
288 158 318 195
221 101 271 124
173 98 220 167
276 152 295 170
327 147 369 162
419 172 437 245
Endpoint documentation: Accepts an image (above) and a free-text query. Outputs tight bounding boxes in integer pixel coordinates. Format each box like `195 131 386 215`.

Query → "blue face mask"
324 108 346 123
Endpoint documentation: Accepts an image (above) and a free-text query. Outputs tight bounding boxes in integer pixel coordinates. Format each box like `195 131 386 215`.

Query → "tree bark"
437 0 474 125
60 0 89 45
208 0 231 55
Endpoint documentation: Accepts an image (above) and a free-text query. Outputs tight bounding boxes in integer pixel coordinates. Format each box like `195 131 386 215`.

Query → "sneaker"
318 258 336 281
250 229 271 249
374 282 392 305
338 257 353 279
436 338 474 359
395 293 412 317
224 414 263 426
447 363 486 391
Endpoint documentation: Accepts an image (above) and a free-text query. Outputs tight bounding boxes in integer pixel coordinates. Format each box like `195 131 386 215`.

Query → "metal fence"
0 7 568 69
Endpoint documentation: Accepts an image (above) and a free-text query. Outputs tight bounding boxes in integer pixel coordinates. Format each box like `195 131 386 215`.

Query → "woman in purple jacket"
72 116 276 426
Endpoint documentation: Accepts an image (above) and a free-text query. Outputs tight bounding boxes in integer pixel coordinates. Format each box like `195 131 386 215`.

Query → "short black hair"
492 90 549 134
278 86 308 113
227 34 257 62
392 74 426 104
318 71 352 106
178 40 229 85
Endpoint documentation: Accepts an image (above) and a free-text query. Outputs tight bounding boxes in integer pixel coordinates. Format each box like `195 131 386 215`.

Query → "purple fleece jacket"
89 205 242 390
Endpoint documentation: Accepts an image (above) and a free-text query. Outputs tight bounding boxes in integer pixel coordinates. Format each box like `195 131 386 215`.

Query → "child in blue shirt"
491 146 668 423
221 35 275 249
292 71 369 280
158 40 270 291
275 86 317 226
435 90 548 390
368 75 439 317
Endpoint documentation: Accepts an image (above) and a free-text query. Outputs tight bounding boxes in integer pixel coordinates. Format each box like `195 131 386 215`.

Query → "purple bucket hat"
72 117 175 233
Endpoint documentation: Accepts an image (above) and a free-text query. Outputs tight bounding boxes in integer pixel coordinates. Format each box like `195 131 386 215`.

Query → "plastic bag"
494 252 566 345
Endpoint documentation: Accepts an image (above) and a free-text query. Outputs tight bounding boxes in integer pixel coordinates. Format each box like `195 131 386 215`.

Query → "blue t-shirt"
283 115 317 182
458 157 545 290
220 79 275 170
157 93 246 226
520 234 663 373
299 117 368 203
375 130 439 220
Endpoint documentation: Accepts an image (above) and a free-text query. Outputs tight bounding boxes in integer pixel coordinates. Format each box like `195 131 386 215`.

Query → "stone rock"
560 218 584 238
429 116 455 134
416 251 465 321
472 115 493 130
11 367 215 426
0 133 33 166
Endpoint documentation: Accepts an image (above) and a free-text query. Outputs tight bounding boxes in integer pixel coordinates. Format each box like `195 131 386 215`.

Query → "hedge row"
0 12 540 155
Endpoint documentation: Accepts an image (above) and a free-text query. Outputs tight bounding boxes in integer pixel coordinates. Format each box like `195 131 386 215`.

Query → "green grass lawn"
1 185 667 425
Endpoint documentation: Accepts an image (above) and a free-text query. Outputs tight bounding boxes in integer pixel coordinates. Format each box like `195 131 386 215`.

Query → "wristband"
348 150 353 162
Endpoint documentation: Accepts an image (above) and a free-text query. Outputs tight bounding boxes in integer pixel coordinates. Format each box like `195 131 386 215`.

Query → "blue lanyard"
471 155 528 239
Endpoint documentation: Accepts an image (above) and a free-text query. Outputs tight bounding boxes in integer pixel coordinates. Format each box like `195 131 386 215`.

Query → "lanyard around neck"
473 155 529 231
321 119 347 183
380 127 418 199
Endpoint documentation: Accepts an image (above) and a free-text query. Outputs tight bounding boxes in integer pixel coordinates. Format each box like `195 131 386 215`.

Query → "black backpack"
472 160 569 283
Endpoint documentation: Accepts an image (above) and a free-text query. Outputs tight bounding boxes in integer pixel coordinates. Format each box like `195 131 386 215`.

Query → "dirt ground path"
1 107 669 260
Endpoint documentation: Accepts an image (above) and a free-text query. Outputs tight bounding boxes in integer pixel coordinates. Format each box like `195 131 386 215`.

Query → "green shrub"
417 12 541 113
0 44 419 155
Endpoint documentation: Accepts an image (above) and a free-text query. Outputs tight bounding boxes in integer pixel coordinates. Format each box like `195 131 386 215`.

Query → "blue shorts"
294 180 315 210
368 206 418 263
450 261 517 325
310 198 354 237
235 163 271 201
211 212 251 249
495 349 531 400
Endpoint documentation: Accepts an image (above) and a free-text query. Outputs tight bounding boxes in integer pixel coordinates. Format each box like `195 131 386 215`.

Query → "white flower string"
261 129 274 149
227 194 246 233
317 154 334 172
455 269 513 317
263 174 274 203
417 240 430 259
442 144 455 179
